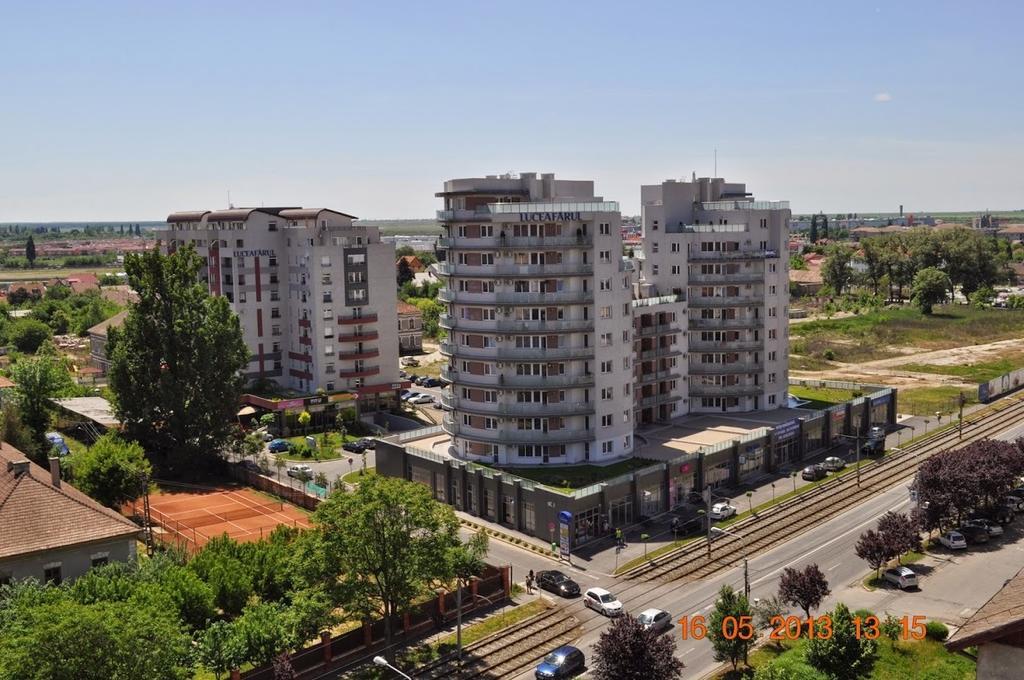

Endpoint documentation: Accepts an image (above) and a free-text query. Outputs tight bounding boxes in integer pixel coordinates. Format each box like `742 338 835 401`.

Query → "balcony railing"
433 262 594 277
438 289 594 305
439 340 594 361
338 348 379 360
687 272 764 285
638 393 683 408
689 317 764 330
442 418 595 444
688 249 779 261
637 370 682 384
689 383 763 397
437 234 592 249
489 201 620 214
700 200 790 211
639 346 682 361
337 313 378 325
688 339 763 352
442 366 594 388
337 365 380 378
439 315 595 334
442 394 594 417
636 323 680 337
338 331 379 342
689 295 765 308
688 362 764 375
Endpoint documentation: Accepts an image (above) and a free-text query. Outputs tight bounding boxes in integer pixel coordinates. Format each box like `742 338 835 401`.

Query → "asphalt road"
504 412 1024 679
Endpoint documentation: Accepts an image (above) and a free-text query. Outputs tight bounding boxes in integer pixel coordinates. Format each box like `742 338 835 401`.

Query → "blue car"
535 645 585 679
268 439 292 453
45 432 70 456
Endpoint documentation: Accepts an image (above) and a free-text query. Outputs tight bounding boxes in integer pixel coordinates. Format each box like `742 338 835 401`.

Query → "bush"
925 620 949 641
823 349 835 361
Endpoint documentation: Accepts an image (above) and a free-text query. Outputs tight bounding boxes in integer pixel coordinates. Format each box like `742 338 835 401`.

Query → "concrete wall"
977 642 1024 680
0 536 136 585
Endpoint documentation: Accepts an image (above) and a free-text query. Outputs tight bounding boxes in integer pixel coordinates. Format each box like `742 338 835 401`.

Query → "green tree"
822 244 855 295
805 603 877 679
297 411 311 430
752 594 787 648
198 621 244 680
789 254 807 270
778 564 830 620
708 584 753 671
880 614 901 649
969 286 996 309
0 403 38 456
592 614 684 680
7 318 53 353
24 235 36 268
394 245 415 258
303 475 462 654
233 601 293 667
9 353 76 456
911 267 951 315
189 536 254 617
69 434 151 508
106 246 249 475
396 258 414 287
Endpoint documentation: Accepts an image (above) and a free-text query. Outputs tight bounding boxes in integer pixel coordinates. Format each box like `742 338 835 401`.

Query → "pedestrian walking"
527 569 535 594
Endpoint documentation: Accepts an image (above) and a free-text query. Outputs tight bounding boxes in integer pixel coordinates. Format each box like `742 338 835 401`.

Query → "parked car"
964 518 1003 537
414 376 428 386
535 645 585 679
401 391 420 401
637 608 673 634
286 464 313 480
937 531 967 550
268 439 292 453
536 570 580 598
342 441 367 453
821 456 846 472
708 502 737 520
356 438 376 449
869 425 886 441
1004 495 1024 512
261 430 275 442
801 464 827 481
979 505 1015 524
409 394 434 404
399 370 408 379
400 357 420 367
241 460 264 474
406 374 419 384
422 377 442 388
583 588 623 617
957 524 990 544
883 566 919 590
687 490 705 505
44 432 70 457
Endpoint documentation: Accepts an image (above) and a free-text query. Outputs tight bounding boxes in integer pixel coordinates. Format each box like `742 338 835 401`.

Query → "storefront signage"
774 418 801 441
304 395 328 407
233 248 276 258
680 462 692 474
558 510 572 559
518 211 582 222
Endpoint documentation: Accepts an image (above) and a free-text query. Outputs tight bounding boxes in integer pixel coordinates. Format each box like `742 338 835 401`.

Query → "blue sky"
1 0 1021 220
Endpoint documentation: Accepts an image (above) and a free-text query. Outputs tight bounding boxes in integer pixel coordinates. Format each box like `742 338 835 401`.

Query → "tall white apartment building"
637 176 791 414
160 208 401 410
436 173 635 466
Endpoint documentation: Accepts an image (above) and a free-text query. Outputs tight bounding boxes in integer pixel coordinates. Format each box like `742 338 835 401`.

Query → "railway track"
623 394 1024 582
412 606 579 679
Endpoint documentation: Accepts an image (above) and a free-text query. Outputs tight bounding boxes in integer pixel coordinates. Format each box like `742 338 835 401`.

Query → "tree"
752 595 787 648
9 353 76 456
8 318 53 353
233 602 293 667
805 603 877 680
821 244 855 295
272 654 295 680
880 614 902 649
25 235 36 268
0 403 38 456
69 434 151 508
396 258 414 287
855 529 891 578
198 621 244 680
303 475 462 654
591 613 684 680
911 267 951 315
809 216 818 244
709 585 752 670
297 411 311 430
189 536 254 617
778 564 830 620
876 511 920 563
106 246 249 475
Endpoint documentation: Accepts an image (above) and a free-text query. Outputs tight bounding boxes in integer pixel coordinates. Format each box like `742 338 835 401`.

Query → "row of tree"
0 475 489 680
855 511 921 577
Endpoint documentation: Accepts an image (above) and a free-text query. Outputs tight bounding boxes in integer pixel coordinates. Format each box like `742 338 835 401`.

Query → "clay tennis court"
130 483 313 552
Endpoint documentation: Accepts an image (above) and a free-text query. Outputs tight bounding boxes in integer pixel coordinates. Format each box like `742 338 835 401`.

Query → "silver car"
637 608 672 634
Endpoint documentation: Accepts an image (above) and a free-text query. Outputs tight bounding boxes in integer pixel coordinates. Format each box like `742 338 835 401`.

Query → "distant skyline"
2 1 1022 221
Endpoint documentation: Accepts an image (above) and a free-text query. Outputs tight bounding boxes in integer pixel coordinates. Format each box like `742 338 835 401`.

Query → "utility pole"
958 392 966 439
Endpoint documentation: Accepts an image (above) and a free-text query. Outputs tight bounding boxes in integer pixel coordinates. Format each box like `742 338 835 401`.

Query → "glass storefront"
706 459 732 488
609 496 633 528
640 484 662 517
574 506 602 546
739 445 765 476
522 501 536 534
803 418 825 454
828 408 846 445
774 437 799 465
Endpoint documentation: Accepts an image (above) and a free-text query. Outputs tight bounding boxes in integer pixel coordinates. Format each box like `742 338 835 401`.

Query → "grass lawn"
790 304 1024 364
342 467 376 484
714 635 974 679
406 359 445 379
493 458 657 492
789 355 837 371
897 386 976 417
901 353 1024 383
0 266 120 281
277 432 361 461
789 385 863 409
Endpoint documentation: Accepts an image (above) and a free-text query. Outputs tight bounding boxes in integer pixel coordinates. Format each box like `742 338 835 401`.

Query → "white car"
708 502 737 520
938 531 967 550
583 587 623 617
287 464 313 479
409 394 434 405
637 608 673 633
821 456 846 471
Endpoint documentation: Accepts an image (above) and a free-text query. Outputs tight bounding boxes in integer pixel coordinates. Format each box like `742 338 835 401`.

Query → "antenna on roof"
714 148 718 177
228 190 234 210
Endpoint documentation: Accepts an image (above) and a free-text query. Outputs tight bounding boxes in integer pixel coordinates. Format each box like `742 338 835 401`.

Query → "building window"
523 501 536 533
601 387 613 400
43 564 62 585
600 306 611 319
601 414 612 427
600 360 612 374
671 242 680 253
90 552 109 568
321 256 331 267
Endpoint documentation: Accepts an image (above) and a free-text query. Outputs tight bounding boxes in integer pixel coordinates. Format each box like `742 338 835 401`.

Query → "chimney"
48 457 61 488
6 459 30 477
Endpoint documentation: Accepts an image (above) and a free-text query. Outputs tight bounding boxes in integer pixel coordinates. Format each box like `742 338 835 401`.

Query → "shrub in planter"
925 620 949 641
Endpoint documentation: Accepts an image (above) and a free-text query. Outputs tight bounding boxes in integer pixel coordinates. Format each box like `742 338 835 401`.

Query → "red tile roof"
397 301 422 316
0 443 139 559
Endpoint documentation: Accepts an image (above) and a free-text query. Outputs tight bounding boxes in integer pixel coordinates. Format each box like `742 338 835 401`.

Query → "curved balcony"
337 365 380 378
443 417 595 444
337 313 378 325
688 339 763 352
689 317 764 330
438 289 594 305
440 315 595 334
442 366 595 389
687 272 764 285
433 262 594 277
687 249 778 261
338 348 380 360
442 394 594 417
689 295 765 309
689 383 763 397
338 330 379 342
688 362 763 375
439 341 595 362
438 235 592 249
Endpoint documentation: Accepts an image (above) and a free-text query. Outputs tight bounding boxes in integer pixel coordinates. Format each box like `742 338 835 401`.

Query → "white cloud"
873 92 892 103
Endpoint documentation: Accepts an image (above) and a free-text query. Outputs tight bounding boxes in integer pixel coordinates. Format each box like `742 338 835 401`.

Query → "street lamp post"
771 482 775 504
373 656 412 680
790 471 797 494
711 526 750 599
836 431 863 487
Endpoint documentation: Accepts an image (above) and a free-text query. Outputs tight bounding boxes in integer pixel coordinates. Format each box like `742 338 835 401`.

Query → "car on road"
536 570 580 598
882 566 919 590
534 645 585 679
268 439 292 453
583 587 623 617
45 432 70 456
937 531 967 550
964 518 1003 537
821 456 845 472
342 441 367 453
708 502 737 520
356 438 376 449
801 464 827 481
409 394 434 404
637 608 673 634
286 464 313 480
957 524 990 544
